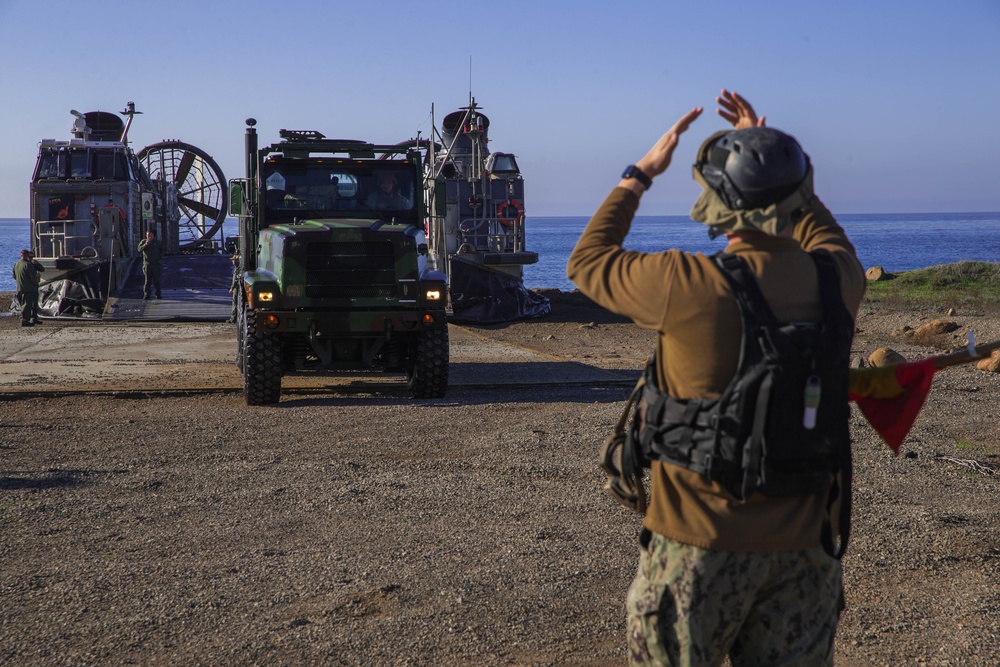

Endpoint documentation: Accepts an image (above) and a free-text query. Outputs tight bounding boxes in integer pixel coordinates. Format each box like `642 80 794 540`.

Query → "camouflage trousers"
626 530 842 667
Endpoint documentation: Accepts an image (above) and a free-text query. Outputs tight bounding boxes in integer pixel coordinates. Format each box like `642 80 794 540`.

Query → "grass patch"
955 440 975 451
864 261 1000 309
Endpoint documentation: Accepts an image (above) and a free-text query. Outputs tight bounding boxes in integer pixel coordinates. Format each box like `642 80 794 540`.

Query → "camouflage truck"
229 121 449 405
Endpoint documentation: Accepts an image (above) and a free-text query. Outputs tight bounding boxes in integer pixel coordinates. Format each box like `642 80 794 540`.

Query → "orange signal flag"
847 339 999 453
849 359 938 453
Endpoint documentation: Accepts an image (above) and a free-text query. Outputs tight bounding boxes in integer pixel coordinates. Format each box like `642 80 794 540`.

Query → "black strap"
809 251 853 559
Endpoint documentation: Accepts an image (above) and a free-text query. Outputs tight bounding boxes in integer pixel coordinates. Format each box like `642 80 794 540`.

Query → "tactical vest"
626 250 856 553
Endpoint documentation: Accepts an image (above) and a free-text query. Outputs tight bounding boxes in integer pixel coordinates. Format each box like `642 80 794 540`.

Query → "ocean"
2 213 997 293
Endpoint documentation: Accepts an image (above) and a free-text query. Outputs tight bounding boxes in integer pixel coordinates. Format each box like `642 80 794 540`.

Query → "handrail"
33 218 96 259
457 216 525 253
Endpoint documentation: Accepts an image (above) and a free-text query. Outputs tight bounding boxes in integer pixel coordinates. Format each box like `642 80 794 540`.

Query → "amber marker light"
422 314 435 327
264 314 280 330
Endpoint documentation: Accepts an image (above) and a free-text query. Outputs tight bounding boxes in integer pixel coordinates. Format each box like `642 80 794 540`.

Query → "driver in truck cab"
366 173 410 210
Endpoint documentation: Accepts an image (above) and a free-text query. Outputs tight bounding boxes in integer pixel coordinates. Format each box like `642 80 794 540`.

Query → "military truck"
229 120 449 405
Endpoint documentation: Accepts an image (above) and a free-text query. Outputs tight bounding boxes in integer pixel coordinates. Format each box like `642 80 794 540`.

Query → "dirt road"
1 292 998 665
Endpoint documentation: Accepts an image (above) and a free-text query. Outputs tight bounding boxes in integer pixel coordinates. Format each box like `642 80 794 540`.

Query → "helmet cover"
691 128 815 237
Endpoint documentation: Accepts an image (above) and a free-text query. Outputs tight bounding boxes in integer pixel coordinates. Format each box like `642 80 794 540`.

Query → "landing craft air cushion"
21 103 229 319
419 97 550 323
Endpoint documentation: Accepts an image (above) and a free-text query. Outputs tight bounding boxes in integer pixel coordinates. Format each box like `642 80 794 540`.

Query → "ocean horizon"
2 212 998 293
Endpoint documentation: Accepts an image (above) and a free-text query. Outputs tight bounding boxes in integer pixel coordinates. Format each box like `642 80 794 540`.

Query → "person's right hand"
716 89 765 129
633 107 704 180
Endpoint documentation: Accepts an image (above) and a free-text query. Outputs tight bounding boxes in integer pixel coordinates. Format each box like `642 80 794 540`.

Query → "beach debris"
933 454 996 476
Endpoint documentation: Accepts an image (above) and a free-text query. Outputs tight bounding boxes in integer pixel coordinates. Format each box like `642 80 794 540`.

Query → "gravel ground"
1 291 998 666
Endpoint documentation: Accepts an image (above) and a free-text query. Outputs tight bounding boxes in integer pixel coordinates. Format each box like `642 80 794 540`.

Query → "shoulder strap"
808 249 854 560
713 252 781 330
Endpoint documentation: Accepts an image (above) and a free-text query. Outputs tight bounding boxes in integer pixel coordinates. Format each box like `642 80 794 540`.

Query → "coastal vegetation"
863 261 1000 310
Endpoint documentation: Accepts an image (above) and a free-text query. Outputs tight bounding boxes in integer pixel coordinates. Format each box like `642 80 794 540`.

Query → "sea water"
523 212 1000 292
1 213 997 293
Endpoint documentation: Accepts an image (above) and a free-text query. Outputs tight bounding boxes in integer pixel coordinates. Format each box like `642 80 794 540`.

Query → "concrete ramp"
105 254 233 322
0 322 634 395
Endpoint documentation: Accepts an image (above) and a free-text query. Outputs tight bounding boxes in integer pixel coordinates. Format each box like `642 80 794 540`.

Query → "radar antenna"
118 101 143 144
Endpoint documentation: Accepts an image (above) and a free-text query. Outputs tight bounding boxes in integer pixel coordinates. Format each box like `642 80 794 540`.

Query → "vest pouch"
639 389 743 490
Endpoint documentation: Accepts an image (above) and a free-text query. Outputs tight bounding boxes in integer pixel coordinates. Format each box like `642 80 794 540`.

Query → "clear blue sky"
1 0 998 218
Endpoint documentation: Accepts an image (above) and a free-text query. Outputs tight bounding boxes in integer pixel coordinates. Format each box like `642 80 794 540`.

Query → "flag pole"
931 339 1000 370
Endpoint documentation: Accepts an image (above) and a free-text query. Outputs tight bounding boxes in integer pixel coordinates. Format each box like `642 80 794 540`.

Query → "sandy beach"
1 290 998 665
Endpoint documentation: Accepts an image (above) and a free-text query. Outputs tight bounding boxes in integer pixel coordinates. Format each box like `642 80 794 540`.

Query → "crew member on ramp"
138 229 164 300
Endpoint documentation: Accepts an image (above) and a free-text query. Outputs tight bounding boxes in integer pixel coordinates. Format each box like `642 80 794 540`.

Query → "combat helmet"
691 127 815 237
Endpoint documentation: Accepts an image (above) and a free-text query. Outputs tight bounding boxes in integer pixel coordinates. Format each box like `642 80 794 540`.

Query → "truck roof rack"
278 129 326 141
263 136 418 161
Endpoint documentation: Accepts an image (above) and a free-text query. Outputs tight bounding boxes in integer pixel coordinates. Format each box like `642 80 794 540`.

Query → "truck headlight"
425 289 441 301
258 291 275 302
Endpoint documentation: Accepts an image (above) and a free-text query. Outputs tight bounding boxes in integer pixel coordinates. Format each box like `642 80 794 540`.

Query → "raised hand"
716 89 766 129
634 107 704 179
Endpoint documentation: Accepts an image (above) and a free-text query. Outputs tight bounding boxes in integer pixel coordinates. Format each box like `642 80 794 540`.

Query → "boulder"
914 319 960 337
865 266 891 281
976 350 1000 373
869 347 906 367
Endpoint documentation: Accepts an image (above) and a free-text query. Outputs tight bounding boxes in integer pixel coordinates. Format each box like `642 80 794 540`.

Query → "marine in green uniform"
138 229 164 300
228 252 240 323
12 249 43 326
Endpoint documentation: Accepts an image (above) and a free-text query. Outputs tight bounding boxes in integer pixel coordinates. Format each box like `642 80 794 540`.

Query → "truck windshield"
263 164 415 215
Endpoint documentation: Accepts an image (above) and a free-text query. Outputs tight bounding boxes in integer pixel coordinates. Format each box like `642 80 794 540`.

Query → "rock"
946 308 957 316
869 347 906 367
976 350 1000 373
854 356 867 368
914 319 960 337
865 266 891 281
892 325 913 337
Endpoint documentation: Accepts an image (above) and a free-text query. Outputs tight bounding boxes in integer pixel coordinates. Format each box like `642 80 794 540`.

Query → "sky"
0 0 998 218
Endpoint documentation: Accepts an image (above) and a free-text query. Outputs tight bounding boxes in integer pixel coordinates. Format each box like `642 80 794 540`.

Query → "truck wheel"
408 327 449 399
243 310 282 405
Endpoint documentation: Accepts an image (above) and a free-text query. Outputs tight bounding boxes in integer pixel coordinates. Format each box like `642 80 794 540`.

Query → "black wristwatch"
621 164 652 190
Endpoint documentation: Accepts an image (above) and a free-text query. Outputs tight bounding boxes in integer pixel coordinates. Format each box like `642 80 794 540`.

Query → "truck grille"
304 241 398 299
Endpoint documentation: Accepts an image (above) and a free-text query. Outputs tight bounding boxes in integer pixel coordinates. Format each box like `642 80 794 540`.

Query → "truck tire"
408 327 449 399
243 311 282 405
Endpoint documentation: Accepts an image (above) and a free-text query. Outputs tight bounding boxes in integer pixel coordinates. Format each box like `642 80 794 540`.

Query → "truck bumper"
250 309 447 336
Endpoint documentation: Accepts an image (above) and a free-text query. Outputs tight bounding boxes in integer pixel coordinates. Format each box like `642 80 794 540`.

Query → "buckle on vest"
710 413 732 431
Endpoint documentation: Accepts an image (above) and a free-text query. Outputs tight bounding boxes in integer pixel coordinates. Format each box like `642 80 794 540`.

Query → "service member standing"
228 252 240 323
12 249 43 326
138 229 164 300
568 91 866 666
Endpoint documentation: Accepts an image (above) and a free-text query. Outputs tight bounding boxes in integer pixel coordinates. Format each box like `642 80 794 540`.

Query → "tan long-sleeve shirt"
568 187 865 551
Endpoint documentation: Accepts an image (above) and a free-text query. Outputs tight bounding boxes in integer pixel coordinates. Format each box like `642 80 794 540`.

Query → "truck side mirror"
229 180 245 216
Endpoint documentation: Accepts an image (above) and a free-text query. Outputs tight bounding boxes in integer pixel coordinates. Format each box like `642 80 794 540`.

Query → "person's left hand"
716 89 765 129
633 107 704 180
